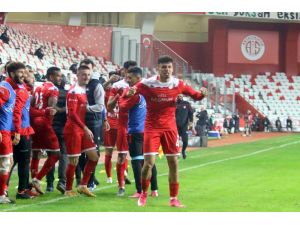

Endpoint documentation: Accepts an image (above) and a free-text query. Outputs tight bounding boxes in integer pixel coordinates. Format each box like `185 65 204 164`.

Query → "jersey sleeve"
119 91 140 112
0 86 10 108
67 92 85 129
180 81 204 101
13 89 27 133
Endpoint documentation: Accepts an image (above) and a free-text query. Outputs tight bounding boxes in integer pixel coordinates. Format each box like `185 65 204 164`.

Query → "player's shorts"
127 133 143 158
116 127 128 153
104 128 118 148
31 118 60 151
144 130 180 156
0 131 13 157
64 132 96 157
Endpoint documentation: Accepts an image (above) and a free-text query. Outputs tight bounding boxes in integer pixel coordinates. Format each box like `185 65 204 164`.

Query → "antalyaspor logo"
241 35 265 61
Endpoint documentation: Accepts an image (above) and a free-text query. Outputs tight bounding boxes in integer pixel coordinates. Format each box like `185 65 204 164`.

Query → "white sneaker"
106 177 113 184
0 195 15 204
32 178 44 195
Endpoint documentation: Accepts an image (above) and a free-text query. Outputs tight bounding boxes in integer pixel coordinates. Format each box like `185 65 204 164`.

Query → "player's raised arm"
181 81 208 101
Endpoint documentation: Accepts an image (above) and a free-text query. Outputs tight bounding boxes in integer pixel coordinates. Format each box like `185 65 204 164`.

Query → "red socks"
0 173 9 196
104 155 112 178
66 164 76 191
36 154 59 181
116 162 126 188
80 160 98 186
30 158 40 179
141 178 151 195
169 182 179 198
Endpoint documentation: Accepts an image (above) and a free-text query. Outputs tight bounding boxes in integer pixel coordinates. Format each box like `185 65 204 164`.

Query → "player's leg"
65 156 79 196
0 156 14 204
137 131 160 206
150 164 158 197
116 153 127 196
0 131 15 204
128 133 143 197
104 128 117 183
166 155 184 207
56 131 67 194
30 150 41 179
15 136 34 199
116 127 129 196
32 127 60 194
76 136 98 197
162 130 184 207
179 126 188 159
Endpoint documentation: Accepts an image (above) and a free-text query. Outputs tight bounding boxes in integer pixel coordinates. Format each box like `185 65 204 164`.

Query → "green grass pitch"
1 134 299 212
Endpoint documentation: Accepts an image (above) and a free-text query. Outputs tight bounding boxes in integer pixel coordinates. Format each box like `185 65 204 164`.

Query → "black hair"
127 67 143 77
69 63 78 74
6 62 26 75
80 58 95 68
46 67 61 80
4 61 12 72
77 65 91 72
158 55 173 64
123 60 137 70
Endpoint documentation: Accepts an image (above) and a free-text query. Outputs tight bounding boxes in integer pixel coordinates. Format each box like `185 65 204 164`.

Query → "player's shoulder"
68 85 85 95
112 79 128 89
141 75 180 88
45 82 59 92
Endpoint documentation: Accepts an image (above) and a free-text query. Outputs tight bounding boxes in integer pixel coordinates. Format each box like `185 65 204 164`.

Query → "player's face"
51 71 63 86
177 94 183 101
12 68 26 84
24 71 35 87
77 69 91 86
127 73 139 87
158 62 173 82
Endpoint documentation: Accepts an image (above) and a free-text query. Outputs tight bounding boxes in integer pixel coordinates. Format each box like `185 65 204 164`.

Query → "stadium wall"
208 19 300 76
162 41 209 71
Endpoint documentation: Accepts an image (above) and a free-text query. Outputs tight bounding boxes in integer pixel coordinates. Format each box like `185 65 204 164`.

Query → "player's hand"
84 126 94 142
188 122 193 130
0 132 2 143
46 107 57 116
127 87 136 96
104 120 110 131
200 87 208 97
12 133 20 145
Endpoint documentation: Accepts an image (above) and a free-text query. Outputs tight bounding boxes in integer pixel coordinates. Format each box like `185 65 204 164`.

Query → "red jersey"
31 81 59 122
64 85 88 134
105 88 118 129
110 79 129 128
135 75 204 131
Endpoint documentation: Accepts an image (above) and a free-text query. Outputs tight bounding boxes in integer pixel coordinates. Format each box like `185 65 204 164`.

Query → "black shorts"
127 133 143 158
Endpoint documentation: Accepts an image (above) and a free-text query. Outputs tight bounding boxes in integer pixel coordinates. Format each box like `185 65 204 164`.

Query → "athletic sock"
116 162 125 188
104 154 112 178
80 160 98 186
0 173 9 196
30 158 40 179
141 178 151 195
66 164 76 191
36 154 59 181
169 182 179 199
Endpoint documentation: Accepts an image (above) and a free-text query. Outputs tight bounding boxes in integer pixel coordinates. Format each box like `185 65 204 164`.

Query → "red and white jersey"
110 79 129 129
105 88 118 129
32 81 59 110
31 81 59 123
64 85 88 134
135 75 204 131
